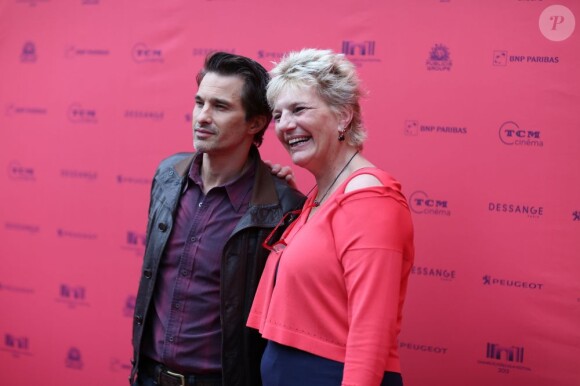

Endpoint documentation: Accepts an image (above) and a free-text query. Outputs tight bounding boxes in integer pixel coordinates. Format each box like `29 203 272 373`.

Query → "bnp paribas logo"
426 44 452 71
341 41 380 67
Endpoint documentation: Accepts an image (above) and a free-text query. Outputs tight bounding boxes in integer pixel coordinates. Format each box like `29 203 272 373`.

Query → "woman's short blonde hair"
267 48 366 148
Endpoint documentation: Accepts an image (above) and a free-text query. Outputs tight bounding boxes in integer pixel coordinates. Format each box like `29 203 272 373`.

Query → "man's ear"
248 116 267 134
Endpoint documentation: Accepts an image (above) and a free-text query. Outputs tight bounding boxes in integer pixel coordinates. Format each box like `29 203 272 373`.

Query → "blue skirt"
261 341 403 386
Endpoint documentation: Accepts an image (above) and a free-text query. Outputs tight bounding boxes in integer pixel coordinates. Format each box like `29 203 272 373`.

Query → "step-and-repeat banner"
1 1 579 385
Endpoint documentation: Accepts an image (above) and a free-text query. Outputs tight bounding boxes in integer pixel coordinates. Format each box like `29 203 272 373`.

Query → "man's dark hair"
196 52 272 147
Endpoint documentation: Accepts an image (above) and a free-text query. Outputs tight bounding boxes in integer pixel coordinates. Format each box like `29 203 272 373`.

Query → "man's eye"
273 114 281 122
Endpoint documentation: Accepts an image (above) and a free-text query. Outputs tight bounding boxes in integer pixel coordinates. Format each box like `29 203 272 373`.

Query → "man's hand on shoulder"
264 160 297 189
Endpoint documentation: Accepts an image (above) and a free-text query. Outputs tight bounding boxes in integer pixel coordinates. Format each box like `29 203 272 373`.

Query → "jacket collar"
172 145 279 208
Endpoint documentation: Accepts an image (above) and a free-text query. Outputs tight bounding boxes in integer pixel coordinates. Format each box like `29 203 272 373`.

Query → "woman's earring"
338 128 346 142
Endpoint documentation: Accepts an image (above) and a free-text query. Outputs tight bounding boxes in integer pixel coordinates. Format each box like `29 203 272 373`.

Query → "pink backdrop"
1 1 579 385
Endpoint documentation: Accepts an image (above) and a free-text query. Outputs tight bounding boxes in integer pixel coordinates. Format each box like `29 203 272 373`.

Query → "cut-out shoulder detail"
344 173 384 193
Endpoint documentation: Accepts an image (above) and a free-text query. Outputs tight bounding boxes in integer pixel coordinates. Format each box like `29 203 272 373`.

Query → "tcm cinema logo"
477 343 531 373
8 161 35 181
426 44 452 71
1 334 32 357
411 266 456 282
132 43 163 63
399 342 448 355
192 47 235 56
65 347 83 370
409 191 451 216
539 5 575 42
488 202 544 219
124 110 164 121
67 103 97 123
56 284 90 308
5 104 47 116
341 41 381 66
65 45 110 59
492 50 559 66
404 120 467 136
499 121 543 147
482 275 544 291
20 41 37 62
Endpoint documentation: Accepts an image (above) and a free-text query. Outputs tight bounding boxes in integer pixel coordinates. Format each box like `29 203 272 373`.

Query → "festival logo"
56 284 90 308
8 161 35 181
404 120 467 136
409 191 451 216
20 41 37 62
539 5 575 42
426 44 452 71
65 347 83 370
488 201 544 219
123 295 136 317
1 334 32 357
477 342 531 374
399 341 448 355
573 210 580 222
411 266 456 282
124 110 164 121
482 274 544 291
341 40 381 67
122 230 146 256
499 121 543 147
132 43 163 63
67 103 97 123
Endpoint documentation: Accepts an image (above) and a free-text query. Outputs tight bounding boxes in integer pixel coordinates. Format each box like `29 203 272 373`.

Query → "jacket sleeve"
333 188 413 386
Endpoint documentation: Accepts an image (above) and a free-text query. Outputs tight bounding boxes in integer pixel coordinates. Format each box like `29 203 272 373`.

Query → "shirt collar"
188 152 256 213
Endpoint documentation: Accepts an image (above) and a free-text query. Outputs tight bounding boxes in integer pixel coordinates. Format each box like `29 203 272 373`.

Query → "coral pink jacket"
248 168 414 386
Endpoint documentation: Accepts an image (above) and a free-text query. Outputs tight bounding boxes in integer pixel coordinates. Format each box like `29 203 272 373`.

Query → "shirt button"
180 269 188 276
198 202 203 208
190 236 197 242
168 336 174 342
174 303 180 309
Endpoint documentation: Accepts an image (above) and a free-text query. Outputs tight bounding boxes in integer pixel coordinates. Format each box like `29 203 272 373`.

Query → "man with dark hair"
130 52 304 386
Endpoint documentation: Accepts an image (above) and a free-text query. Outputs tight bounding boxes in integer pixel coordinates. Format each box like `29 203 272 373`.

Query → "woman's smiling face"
272 85 344 173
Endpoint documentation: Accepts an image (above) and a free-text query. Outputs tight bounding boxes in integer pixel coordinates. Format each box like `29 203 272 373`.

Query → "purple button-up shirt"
142 153 255 374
